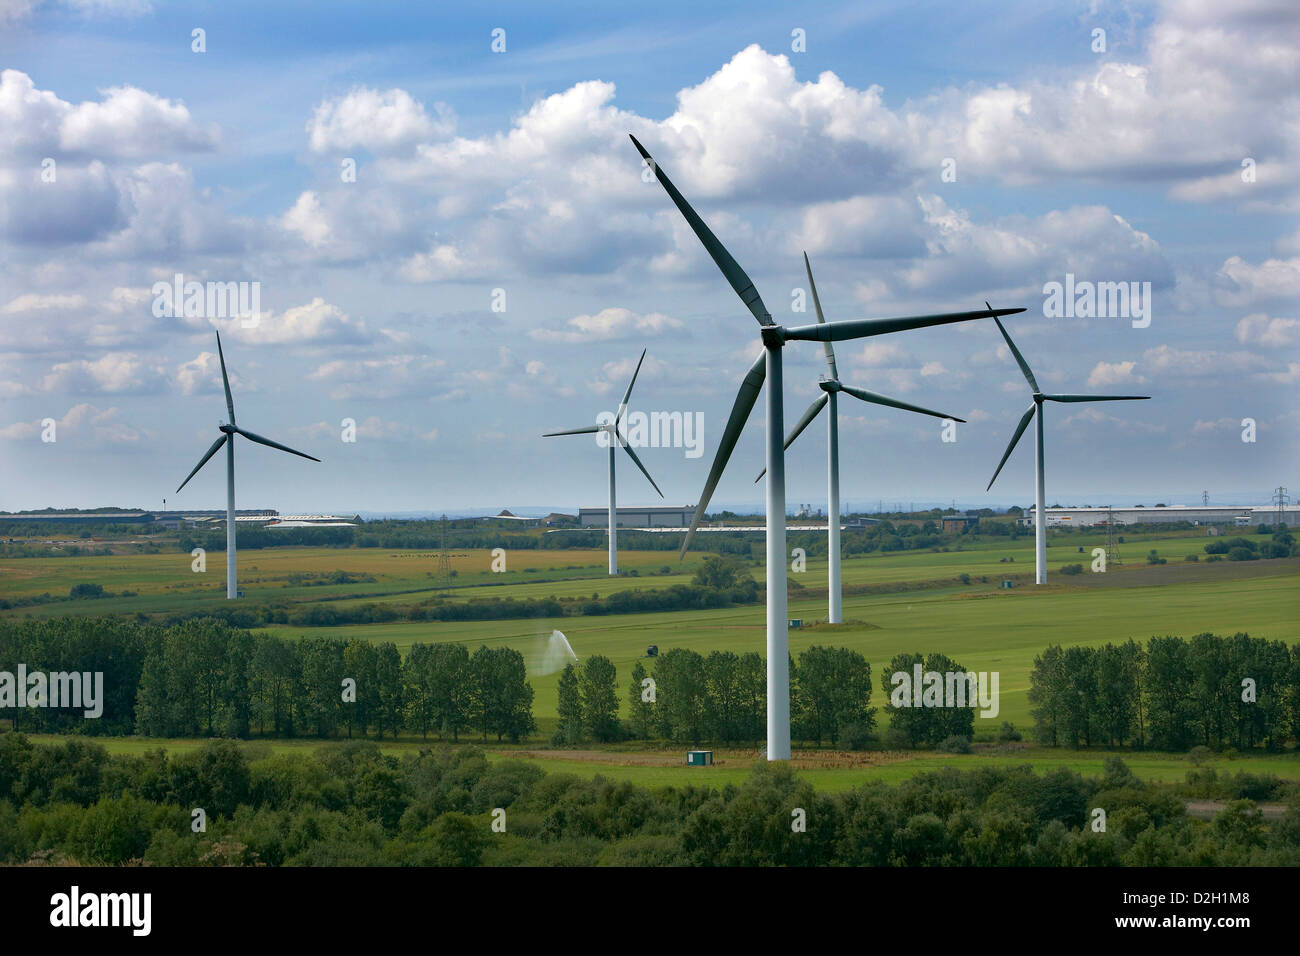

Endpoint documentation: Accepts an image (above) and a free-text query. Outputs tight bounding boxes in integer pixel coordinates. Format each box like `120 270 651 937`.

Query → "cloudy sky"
1 0 1296 515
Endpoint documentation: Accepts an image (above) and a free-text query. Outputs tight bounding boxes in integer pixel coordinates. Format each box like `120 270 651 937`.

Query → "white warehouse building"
1016 505 1300 528
579 505 696 528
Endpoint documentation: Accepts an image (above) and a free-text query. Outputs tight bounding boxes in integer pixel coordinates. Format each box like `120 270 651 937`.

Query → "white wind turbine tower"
175 330 321 599
543 349 663 575
632 133 1024 759
985 314 1150 584
755 252 968 624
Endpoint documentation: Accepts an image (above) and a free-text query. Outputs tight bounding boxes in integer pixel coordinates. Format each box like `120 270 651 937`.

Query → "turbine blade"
617 430 664 498
785 306 1025 343
618 349 647 425
234 427 320 462
803 252 837 379
986 404 1037 491
176 434 228 494
990 307 1039 393
215 330 236 425
755 393 828 482
680 349 767 557
543 425 604 437
840 385 966 422
630 134 772 326
1041 394 1151 402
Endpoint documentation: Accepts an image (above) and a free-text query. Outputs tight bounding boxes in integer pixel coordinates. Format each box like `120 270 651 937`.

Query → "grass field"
23 733 1300 790
5 525 1297 786
0 526 1230 617
236 559 1299 732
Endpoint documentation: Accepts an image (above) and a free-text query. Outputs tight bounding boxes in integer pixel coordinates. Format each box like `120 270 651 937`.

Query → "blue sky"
1 0 1296 514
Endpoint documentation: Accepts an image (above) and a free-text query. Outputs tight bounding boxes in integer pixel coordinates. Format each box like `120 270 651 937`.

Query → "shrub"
937 735 971 754
882 726 912 750
840 721 874 751
997 722 1022 742
1060 563 1083 575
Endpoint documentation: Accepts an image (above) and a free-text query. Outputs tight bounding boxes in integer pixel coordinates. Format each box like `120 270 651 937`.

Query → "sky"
0 0 1296 515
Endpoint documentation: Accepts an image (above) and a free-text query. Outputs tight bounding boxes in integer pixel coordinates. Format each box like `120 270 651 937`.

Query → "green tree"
374 642 404 740
627 660 654 740
556 662 583 745
580 655 620 742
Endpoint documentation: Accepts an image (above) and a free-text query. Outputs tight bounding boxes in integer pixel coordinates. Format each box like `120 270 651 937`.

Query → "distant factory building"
579 505 695 528
1015 505 1299 528
942 513 980 533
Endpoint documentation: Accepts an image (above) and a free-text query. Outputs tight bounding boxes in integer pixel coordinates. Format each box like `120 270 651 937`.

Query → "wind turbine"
631 133 1024 759
175 330 321 599
755 253 968 624
985 314 1150 584
543 348 663 575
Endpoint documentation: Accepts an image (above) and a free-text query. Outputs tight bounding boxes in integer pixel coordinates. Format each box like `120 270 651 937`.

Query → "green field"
0 526 1232 616
242 559 1298 732
25 733 1300 789
6 525 1298 785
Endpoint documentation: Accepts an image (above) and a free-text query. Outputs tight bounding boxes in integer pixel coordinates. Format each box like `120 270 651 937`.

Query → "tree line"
1029 633 1300 751
0 617 534 743
552 644 876 749
1 734 1296 866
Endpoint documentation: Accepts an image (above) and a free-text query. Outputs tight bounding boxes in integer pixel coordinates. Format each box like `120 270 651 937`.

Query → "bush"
882 726 912 750
958 573 971 585
997 722 1022 742
840 721 874 751
1227 547 1257 562
1184 554 1199 562
1059 563 1083 575
69 582 105 599
937 735 971 754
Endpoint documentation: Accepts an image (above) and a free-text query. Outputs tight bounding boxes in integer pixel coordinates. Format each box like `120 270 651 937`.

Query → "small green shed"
686 750 714 766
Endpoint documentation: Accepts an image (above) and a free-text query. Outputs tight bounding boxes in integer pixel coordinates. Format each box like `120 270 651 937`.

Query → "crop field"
6 526 1298 785
23 733 1300 790
236 559 1298 731
0 525 1219 616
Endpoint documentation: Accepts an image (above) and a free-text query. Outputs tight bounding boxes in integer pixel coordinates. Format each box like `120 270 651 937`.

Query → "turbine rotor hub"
759 325 786 348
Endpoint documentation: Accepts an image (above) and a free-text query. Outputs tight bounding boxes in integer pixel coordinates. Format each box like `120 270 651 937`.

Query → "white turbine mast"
175 330 321 599
632 133 1024 760
985 315 1150 584
543 348 663 575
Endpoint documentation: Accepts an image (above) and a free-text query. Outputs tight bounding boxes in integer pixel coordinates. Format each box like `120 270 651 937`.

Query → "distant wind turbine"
755 253 968 624
631 132 1024 759
175 330 321 599
985 313 1150 584
543 348 663 575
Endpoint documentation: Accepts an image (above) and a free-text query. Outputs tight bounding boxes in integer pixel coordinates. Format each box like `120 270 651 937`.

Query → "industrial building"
579 505 696 528
1015 505 1300 528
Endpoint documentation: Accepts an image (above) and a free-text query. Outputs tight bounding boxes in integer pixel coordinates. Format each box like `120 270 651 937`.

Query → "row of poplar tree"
1029 633 1300 751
